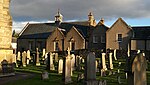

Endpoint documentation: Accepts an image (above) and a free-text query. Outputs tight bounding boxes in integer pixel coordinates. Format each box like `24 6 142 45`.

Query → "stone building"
0 0 14 65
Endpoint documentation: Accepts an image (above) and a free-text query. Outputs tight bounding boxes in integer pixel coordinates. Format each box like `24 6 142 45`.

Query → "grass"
5 59 150 85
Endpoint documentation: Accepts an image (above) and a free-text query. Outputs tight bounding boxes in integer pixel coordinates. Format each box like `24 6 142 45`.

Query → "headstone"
109 53 113 69
27 50 31 65
76 55 81 71
17 51 21 61
42 48 46 60
55 53 59 62
58 59 63 73
85 52 96 85
41 71 49 80
101 53 107 70
137 50 140 54
71 54 75 71
95 60 98 72
127 44 130 57
113 49 117 60
36 48 40 66
22 51 27 67
132 53 147 85
64 47 72 84
50 52 55 70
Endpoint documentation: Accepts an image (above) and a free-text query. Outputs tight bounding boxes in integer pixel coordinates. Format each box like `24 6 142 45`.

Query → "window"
101 35 105 43
93 36 98 43
117 34 122 42
71 42 75 51
54 41 59 51
28 41 33 51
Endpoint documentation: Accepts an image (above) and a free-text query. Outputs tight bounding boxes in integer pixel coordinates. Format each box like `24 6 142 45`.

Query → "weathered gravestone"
41 71 49 80
58 59 63 73
55 53 59 62
62 47 72 84
101 53 107 77
132 53 147 85
85 52 96 85
71 54 75 71
36 48 40 66
22 51 27 67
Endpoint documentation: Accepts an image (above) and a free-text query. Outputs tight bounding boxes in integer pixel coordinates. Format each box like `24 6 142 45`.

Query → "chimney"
100 18 104 25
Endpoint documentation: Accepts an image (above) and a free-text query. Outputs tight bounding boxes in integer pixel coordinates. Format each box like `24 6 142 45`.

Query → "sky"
10 0 150 32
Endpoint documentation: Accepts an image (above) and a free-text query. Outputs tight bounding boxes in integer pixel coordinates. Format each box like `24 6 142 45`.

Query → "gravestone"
22 51 27 67
27 50 31 65
95 60 98 72
42 48 46 60
50 52 55 70
41 71 49 80
63 47 72 84
85 52 96 85
55 53 58 62
101 53 107 70
113 49 117 60
109 53 113 69
36 48 40 66
76 55 82 71
132 53 147 85
17 51 21 61
71 54 75 71
58 59 63 73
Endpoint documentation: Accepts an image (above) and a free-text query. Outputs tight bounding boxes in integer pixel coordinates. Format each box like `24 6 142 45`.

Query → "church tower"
88 12 96 26
55 9 63 25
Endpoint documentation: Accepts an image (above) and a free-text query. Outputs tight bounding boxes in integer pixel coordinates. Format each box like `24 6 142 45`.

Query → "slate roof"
18 23 56 39
132 26 150 40
18 21 90 39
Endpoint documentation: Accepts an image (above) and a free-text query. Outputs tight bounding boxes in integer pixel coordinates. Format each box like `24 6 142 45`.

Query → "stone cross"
58 59 63 73
132 53 147 85
63 49 72 84
22 51 27 67
109 53 113 69
67 47 71 56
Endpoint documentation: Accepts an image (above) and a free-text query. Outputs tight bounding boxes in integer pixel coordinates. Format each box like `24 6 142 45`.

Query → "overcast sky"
10 0 150 31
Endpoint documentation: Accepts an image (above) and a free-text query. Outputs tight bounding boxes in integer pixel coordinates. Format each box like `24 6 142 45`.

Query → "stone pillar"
109 53 113 69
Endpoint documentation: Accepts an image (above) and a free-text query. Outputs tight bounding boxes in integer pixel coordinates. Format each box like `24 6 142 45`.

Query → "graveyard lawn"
4 60 150 85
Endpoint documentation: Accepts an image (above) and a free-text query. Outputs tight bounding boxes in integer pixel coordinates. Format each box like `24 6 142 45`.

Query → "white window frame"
93 36 98 43
101 35 105 43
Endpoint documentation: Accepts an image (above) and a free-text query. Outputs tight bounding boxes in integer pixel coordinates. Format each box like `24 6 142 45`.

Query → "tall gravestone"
36 48 40 66
27 50 31 65
22 51 27 67
63 47 72 84
50 52 55 70
132 53 147 85
58 59 63 73
85 52 96 85
109 53 113 69
0 0 13 68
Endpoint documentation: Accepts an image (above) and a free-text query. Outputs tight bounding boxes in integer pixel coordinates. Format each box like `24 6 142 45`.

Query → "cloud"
10 0 150 30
